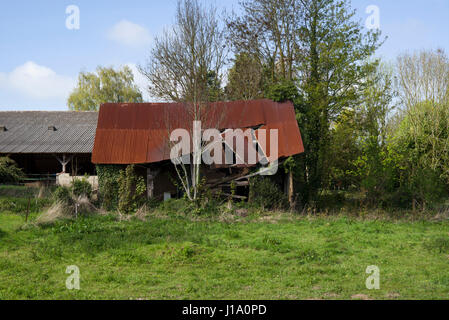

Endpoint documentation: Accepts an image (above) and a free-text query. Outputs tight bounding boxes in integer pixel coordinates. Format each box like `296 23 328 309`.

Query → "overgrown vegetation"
249 176 288 210
60 0 449 214
1 184 449 299
53 186 73 206
0 157 24 183
0 198 51 215
71 178 93 199
223 0 449 211
96 165 123 211
117 165 146 214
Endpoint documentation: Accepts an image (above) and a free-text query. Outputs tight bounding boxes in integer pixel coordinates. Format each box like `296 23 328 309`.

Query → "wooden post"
25 197 30 223
287 170 294 209
147 168 157 199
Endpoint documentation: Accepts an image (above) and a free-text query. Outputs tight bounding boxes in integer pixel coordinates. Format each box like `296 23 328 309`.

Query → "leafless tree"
397 49 449 110
227 0 302 82
139 0 228 200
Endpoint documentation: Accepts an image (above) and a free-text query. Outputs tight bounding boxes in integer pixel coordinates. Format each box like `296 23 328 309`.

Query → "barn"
92 99 304 200
0 111 98 186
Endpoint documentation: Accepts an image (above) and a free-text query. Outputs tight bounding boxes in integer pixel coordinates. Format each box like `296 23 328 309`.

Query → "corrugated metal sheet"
0 112 98 154
92 99 304 164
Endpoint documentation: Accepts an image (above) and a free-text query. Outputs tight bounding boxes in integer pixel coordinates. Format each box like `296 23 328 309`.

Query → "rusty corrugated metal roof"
92 99 304 165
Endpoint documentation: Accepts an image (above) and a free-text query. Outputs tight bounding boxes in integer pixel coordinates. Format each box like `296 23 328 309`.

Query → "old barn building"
92 99 304 200
0 111 98 186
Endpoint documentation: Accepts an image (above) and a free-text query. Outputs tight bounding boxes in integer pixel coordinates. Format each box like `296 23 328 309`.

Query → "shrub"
117 165 146 214
53 186 73 206
249 176 288 210
71 178 92 199
0 157 24 183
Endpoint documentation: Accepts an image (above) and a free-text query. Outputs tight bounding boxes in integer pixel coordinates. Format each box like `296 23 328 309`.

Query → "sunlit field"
1 197 449 300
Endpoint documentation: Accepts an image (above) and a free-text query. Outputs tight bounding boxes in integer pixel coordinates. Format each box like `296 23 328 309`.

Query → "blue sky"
0 0 448 111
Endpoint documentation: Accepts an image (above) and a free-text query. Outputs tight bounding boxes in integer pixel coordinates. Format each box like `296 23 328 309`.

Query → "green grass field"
1 203 449 300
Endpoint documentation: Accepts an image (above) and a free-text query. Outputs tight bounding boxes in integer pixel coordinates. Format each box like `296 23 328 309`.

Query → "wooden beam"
55 154 73 173
146 168 160 199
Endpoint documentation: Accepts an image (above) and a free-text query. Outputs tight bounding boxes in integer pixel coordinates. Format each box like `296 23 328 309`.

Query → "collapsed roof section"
92 99 304 165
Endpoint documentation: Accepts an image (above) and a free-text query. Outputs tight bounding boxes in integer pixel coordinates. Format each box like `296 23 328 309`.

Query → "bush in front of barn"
0 157 25 183
53 186 73 206
249 176 288 211
72 177 92 199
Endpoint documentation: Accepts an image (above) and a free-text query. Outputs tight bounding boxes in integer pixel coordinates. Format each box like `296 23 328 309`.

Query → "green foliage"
67 66 143 111
206 71 224 102
327 108 361 190
384 102 449 209
53 186 73 206
0 197 51 215
267 80 299 103
249 176 288 210
0 157 24 183
97 165 123 211
226 52 264 100
295 0 383 203
117 165 146 214
71 177 92 199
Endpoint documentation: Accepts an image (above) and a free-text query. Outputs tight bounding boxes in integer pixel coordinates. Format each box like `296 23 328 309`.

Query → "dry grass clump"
37 186 46 199
34 197 100 226
116 205 152 222
35 202 73 226
431 206 449 222
134 205 150 221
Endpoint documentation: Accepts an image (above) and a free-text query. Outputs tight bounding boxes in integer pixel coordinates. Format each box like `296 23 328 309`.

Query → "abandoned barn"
0 99 304 200
0 111 98 186
92 99 304 200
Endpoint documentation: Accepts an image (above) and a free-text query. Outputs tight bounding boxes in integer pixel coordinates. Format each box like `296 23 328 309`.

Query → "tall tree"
139 0 227 201
294 0 383 202
227 0 301 82
229 0 383 204
68 66 143 111
228 0 303 208
352 63 396 203
226 52 264 100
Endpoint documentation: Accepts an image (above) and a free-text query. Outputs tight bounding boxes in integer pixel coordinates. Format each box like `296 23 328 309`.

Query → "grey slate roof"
0 111 98 154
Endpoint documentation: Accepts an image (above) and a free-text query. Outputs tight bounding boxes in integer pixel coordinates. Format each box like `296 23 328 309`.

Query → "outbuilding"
0 111 98 186
92 99 304 201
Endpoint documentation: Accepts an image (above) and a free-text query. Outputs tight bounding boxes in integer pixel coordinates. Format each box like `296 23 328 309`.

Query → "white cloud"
108 20 152 47
0 61 75 100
